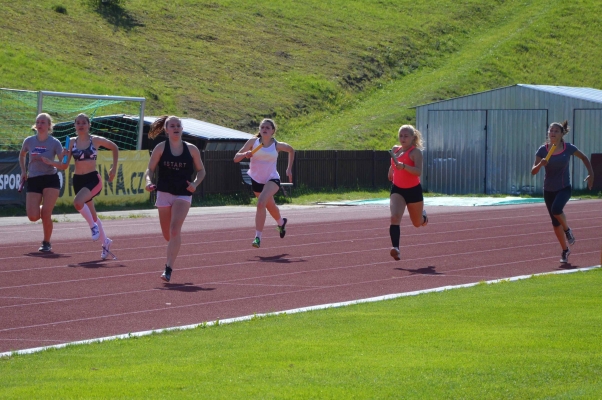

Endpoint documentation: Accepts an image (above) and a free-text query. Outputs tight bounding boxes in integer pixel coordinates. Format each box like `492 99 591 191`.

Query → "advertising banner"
0 151 25 206
55 150 150 206
0 151 150 207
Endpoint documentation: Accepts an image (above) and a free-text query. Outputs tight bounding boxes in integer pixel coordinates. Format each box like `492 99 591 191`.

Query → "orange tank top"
391 145 420 189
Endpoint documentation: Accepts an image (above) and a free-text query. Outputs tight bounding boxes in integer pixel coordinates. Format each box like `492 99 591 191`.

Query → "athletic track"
1 200 600 354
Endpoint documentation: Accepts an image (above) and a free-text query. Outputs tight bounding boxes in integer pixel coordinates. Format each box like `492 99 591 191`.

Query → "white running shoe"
390 247 401 261
91 223 100 241
560 248 571 263
101 238 115 260
421 210 428 227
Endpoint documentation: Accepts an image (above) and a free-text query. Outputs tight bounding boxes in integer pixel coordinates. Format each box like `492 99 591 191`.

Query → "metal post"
137 100 146 150
334 151 338 189
37 91 43 114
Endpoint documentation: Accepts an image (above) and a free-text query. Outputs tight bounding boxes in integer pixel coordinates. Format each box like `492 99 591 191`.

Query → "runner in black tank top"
157 139 195 196
144 116 206 283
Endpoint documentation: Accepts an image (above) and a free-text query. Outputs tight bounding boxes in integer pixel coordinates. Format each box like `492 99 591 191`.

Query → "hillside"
1 0 602 149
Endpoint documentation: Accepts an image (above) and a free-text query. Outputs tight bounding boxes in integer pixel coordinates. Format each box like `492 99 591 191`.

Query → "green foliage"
1 0 602 151
1 269 601 397
51 5 67 14
82 0 127 8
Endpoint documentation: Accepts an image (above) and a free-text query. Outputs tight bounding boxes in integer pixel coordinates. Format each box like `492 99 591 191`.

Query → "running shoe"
161 266 172 282
422 210 428 227
38 241 52 252
390 247 401 261
252 237 261 248
564 228 575 245
101 238 114 260
91 223 100 241
560 248 571 263
277 218 288 239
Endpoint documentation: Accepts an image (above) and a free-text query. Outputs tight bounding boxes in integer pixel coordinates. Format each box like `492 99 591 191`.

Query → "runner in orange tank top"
388 125 428 261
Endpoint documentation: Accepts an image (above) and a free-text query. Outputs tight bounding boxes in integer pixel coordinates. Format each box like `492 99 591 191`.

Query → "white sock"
95 217 107 244
255 230 262 239
79 204 96 228
277 218 284 226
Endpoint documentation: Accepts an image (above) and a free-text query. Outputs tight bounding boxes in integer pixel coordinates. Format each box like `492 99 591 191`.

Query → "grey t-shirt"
22 135 64 178
536 142 578 192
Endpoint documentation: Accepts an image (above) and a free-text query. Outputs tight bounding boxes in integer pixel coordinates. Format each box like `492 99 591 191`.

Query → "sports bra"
71 138 98 161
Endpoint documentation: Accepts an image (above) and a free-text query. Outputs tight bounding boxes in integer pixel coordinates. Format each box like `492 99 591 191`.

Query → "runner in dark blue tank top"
144 115 206 282
531 120 594 263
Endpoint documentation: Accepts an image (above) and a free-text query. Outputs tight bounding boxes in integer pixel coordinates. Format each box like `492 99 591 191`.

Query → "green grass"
1 269 601 398
3 1 602 149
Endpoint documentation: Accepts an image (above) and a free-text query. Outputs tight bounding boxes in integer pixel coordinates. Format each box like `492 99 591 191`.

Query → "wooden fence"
196 150 393 196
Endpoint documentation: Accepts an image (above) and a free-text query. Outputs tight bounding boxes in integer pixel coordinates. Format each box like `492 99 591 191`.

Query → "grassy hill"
1 0 602 149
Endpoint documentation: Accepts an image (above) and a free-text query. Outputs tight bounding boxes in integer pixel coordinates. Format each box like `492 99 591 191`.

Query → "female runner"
233 118 294 248
388 125 428 261
44 113 119 259
19 113 64 252
144 116 206 282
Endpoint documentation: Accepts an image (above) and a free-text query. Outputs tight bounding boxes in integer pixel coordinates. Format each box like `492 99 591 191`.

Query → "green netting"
0 89 144 151
0 89 38 151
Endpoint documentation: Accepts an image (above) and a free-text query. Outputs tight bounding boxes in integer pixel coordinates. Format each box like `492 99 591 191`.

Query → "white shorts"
155 191 192 207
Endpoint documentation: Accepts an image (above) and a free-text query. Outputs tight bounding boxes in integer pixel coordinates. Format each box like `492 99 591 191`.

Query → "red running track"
1 201 600 353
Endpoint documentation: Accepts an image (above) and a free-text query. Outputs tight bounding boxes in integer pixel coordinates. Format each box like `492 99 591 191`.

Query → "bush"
83 0 127 8
52 5 67 14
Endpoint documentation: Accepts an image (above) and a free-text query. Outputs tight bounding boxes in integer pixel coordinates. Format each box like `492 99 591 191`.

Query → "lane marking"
1 265 599 358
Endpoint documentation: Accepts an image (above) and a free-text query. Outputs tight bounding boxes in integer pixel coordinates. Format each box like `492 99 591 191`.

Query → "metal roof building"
415 84 602 194
139 116 254 151
53 115 254 152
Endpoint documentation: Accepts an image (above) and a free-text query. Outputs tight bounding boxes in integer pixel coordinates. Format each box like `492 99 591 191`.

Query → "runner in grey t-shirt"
531 120 595 264
21 132 63 178
18 113 65 253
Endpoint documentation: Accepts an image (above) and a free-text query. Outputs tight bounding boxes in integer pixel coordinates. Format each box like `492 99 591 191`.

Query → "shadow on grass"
253 254 306 264
92 1 144 31
394 265 443 275
24 252 71 259
157 283 215 292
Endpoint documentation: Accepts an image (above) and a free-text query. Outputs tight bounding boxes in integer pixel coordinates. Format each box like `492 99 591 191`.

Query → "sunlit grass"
3 1 601 149
1 269 601 398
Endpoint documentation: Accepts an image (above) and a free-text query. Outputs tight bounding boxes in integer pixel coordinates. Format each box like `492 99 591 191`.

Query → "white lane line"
2 220 600 274
1 234 600 290
1 265 599 358
1 249 599 327
1 207 599 243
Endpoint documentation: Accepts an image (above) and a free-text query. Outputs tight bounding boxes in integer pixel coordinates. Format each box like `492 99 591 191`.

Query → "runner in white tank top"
234 119 295 248
247 138 280 183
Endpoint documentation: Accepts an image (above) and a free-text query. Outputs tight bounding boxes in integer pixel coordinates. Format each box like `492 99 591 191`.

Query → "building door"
426 110 486 194
574 109 602 191
486 110 547 194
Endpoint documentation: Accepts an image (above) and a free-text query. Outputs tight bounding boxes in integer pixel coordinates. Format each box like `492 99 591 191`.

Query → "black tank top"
156 140 195 195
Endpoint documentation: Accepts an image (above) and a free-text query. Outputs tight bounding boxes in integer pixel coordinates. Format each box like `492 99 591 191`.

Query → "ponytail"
148 115 169 139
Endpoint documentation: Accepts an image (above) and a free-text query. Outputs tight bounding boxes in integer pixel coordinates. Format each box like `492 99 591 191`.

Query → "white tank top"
247 138 280 183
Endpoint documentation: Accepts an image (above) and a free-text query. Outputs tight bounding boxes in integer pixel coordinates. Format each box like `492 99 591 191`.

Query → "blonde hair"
31 113 54 133
399 124 424 150
255 118 277 138
148 115 181 140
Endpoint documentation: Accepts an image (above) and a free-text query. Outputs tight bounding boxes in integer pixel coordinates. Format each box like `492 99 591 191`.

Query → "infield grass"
1 268 601 398
3 1 602 149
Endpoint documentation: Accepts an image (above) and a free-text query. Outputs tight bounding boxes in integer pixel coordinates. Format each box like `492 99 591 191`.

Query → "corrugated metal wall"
573 109 602 190
486 110 547 194
417 85 602 194
426 110 486 194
